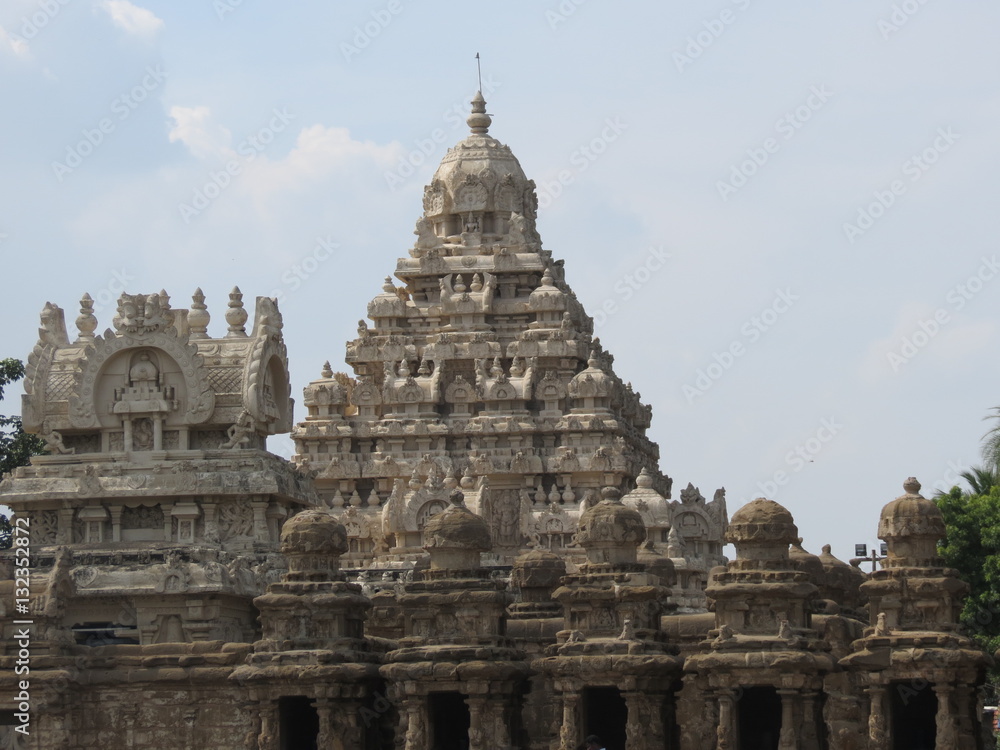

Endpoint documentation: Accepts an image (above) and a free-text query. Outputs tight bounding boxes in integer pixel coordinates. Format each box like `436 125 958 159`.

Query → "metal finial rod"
475 52 482 91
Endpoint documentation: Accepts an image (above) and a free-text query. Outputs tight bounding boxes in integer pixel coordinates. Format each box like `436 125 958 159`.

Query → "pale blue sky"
2 0 998 561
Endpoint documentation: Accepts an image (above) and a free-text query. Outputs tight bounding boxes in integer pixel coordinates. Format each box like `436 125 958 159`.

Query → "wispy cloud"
168 106 233 159
0 25 29 58
99 1 164 38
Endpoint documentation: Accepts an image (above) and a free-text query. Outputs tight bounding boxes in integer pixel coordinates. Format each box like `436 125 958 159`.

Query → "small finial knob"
382 276 395 294
467 91 492 135
903 477 921 495
75 293 97 343
454 274 467 293
636 467 653 489
188 288 210 339
226 286 248 337
321 361 333 379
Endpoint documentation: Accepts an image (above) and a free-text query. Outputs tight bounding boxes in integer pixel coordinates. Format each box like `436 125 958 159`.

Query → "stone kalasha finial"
225 286 248 337
636 467 654 489
382 276 395 294
321 361 333 379
467 90 492 135
903 476 921 495
75 293 97 343
158 289 171 310
188 288 210 339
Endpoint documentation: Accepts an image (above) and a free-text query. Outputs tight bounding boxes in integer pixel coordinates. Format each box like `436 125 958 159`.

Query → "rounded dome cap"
622 467 670 521
281 509 348 557
511 549 567 590
421 93 539 245
726 498 798 545
789 539 824 581
877 477 945 541
576 487 647 562
423 503 492 553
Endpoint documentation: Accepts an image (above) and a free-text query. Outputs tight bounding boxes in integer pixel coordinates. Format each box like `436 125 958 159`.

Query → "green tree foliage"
0 357 46 548
936 481 1000 655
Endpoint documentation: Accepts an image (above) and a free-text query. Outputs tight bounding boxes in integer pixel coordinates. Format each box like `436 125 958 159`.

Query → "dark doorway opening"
279 696 319 750
890 681 937 750
429 691 471 750
738 687 782 750
583 687 628 750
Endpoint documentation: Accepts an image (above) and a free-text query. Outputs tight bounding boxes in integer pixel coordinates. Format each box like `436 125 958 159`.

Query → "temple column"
109 506 122 542
258 700 279 750
934 683 958 747
715 689 737 750
866 685 889 750
401 697 426 750
624 691 664 750
800 691 820 750
57 507 75 544
777 690 798 750
559 691 581 750
487 696 512 749
316 697 333 749
466 695 487 750
252 498 270 544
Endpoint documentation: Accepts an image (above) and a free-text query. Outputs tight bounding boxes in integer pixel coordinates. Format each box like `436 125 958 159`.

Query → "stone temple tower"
292 92 718 571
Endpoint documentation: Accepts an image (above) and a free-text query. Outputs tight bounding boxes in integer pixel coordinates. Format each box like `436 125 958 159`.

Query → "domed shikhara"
576 486 647 565
280 509 349 581
877 477 946 567
420 91 540 246
296 89 672 571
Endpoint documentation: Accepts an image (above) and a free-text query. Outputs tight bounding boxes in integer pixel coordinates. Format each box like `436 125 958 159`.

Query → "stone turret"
291 91 687 571
0 289 313 648
842 479 990 750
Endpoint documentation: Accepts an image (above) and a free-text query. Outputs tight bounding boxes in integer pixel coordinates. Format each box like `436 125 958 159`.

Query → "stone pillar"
487 697 512 750
866 685 889 750
559 691 581 750
401 697 426 750
109 506 122 542
934 683 958 747
715 689 737 750
316 697 333 749
258 700 279 750
800 691 820 750
467 695 487 750
777 690 798 750
252 499 270 544
57 507 75 544
624 691 664 750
